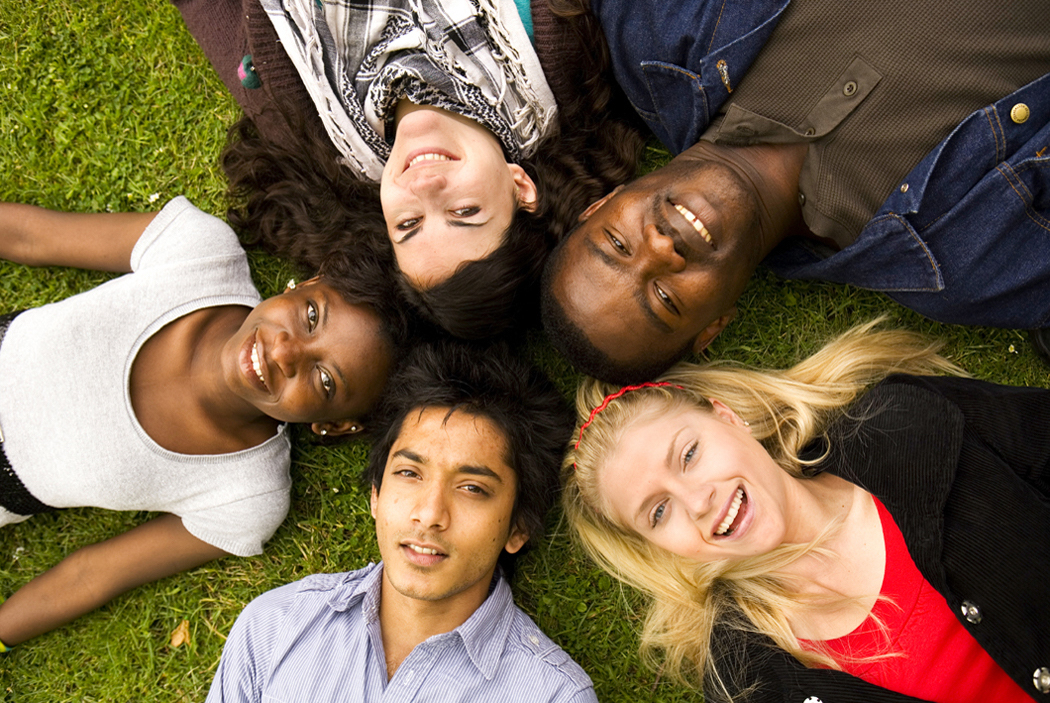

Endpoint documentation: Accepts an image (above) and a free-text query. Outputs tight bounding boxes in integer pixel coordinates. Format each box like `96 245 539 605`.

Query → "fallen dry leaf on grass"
170 619 191 648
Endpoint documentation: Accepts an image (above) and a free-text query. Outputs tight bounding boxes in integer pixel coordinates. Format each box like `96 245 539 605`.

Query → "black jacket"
713 375 1050 703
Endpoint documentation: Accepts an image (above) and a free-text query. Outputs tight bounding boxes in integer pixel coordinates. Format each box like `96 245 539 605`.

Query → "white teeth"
251 342 266 386
408 153 452 168
407 544 440 555
715 488 744 536
674 203 714 245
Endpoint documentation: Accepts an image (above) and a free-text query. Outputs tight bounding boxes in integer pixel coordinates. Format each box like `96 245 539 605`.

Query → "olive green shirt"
702 0 1050 248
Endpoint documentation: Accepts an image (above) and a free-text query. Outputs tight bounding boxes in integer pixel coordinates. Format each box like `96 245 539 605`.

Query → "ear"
691 307 737 353
578 185 624 222
370 485 378 519
709 398 749 431
503 520 529 555
310 420 364 437
509 165 539 213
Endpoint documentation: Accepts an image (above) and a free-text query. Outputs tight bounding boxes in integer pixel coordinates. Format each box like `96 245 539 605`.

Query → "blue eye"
651 501 667 527
683 441 698 466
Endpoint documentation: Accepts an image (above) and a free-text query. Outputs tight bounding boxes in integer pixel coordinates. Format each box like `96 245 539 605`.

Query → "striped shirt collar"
324 562 515 679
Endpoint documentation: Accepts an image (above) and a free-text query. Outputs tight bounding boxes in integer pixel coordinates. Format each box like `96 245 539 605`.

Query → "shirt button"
803 697 823 703
843 80 858 97
798 192 806 206
961 600 982 624
529 635 540 645
900 183 909 193
1011 103 1030 124
804 127 816 136
1034 667 1050 694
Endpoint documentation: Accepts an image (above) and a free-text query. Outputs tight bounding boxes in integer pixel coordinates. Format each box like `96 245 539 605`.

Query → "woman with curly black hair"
175 0 645 339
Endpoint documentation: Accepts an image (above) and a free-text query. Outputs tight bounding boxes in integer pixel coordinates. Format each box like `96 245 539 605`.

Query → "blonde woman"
563 322 1050 702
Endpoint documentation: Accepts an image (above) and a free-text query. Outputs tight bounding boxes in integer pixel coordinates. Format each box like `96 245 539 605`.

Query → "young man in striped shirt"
206 342 597 703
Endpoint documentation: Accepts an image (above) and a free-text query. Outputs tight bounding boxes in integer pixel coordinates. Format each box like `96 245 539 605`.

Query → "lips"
672 202 715 249
403 149 458 172
401 539 448 566
241 330 269 392
714 487 747 537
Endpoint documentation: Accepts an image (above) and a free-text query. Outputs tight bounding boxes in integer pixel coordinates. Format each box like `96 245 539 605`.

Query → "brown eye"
452 206 480 217
307 301 318 330
319 368 334 398
605 229 628 254
655 283 679 315
397 217 421 231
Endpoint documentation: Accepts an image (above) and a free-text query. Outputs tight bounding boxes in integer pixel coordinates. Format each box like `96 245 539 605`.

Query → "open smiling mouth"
715 487 746 537
673 203 714 247
250 341 268 391
408 153 451 167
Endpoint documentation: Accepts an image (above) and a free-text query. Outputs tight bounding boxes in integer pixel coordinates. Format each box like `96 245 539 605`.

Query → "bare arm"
0 203 159 272
0 513 228 645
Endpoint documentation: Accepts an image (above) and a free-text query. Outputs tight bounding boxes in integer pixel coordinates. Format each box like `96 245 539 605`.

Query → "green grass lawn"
1 2 1047 702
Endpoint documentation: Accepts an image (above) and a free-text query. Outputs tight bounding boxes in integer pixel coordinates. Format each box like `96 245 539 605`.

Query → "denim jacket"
595 0 1050 329
766 72 1050 329
591 0 789 155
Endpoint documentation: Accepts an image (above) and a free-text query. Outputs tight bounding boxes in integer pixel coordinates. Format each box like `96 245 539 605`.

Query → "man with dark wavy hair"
206 341 596 703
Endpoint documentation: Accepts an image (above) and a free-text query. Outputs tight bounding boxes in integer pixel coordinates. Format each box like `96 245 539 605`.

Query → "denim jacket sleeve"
766 71 1050 329
591 0 790 154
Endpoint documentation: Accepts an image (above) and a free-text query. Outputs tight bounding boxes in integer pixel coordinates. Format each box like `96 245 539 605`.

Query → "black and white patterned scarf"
260 0 558 180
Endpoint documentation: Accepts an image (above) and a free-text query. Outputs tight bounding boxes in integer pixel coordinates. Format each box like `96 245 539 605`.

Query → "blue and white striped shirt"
206 563 598 702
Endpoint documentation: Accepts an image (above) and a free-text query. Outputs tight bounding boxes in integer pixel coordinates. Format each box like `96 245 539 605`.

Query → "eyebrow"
390 448 504 483
396 226 422 244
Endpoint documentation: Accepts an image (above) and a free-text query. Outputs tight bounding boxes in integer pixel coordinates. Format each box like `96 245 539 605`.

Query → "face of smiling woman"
596 400 801 564
380 104 537 290
222 278 392 433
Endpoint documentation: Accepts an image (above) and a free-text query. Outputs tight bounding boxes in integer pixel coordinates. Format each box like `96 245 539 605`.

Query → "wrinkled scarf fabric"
260 0 558 180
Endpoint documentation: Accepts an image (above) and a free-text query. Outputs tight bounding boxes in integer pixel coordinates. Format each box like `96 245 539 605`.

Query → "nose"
269 329 305 378
683 482 716 522
406 170 448 196
640 222 686 274
411 482 450 530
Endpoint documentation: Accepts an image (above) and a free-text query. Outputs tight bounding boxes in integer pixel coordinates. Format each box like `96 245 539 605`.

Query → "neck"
779 476 884 639
377 566 493 680
777 474 884 596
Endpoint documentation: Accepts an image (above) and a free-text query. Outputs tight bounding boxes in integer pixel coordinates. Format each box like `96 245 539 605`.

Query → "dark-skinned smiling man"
542 0 1050 384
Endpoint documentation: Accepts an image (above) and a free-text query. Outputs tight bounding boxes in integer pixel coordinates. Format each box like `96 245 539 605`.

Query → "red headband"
573 381 683 469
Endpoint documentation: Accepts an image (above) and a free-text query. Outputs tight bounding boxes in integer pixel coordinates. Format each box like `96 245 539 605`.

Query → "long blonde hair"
561 321 965 700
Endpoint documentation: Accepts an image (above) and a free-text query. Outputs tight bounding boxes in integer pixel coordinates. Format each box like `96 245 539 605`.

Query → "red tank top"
814 496 1028 702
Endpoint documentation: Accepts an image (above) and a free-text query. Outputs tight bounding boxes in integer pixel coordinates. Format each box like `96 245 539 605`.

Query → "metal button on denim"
961 600 982 624
1011 103 1030 124
900 183 909 193
1034 667 1050 694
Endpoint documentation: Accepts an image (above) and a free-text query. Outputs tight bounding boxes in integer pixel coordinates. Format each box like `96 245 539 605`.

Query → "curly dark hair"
364 339 572 576
219 1 645 340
